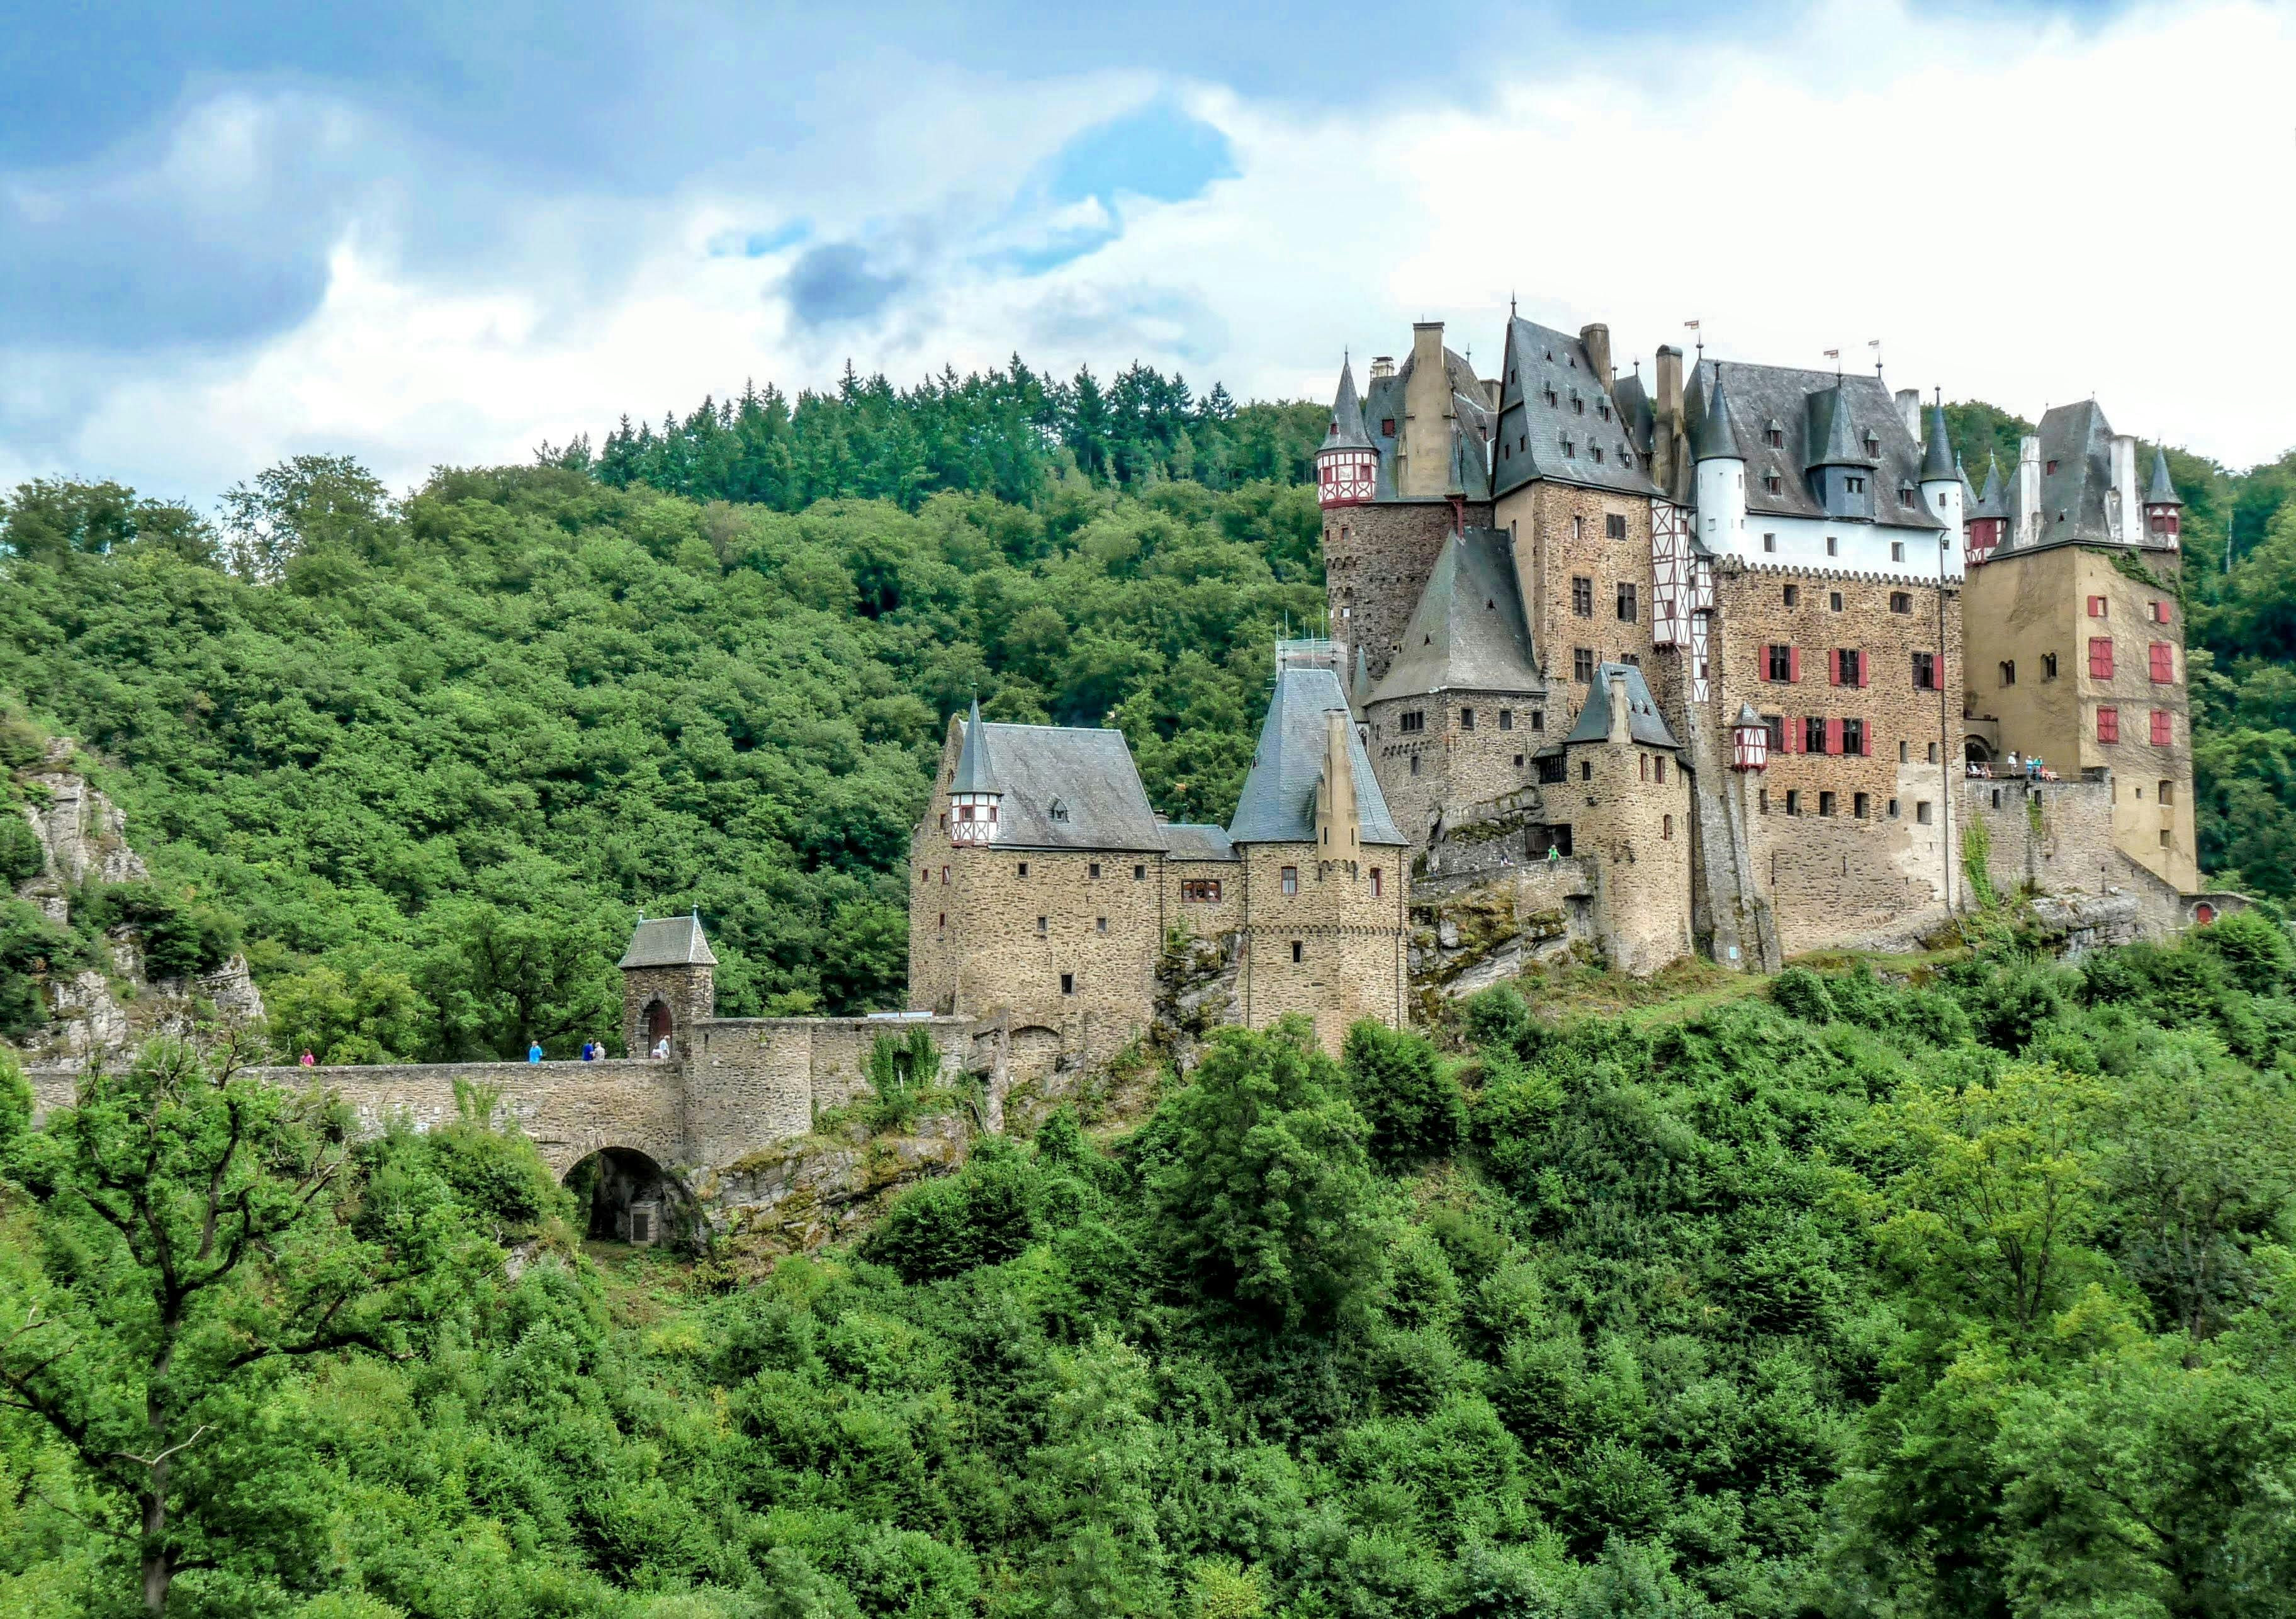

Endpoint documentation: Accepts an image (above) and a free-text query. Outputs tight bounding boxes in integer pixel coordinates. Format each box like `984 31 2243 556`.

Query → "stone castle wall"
1564 735 1692 974
1365 691 1552 849
1959 775 2185 932
1235 843 1409 1053
1494 481 1653 706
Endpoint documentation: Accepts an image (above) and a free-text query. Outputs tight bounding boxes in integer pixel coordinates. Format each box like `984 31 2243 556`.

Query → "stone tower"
619 913 716 1059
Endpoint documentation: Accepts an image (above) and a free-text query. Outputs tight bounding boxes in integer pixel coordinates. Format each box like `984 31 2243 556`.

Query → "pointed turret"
1316 355 1380 509
1920 402 1956 482
1692 368 1743 461
949 696 1003 844
1971 454 2006 520
1965 453 2008 565
2142 443 2183 543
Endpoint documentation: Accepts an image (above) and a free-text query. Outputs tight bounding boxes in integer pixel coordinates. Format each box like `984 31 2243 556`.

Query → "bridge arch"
561 1144 700 1249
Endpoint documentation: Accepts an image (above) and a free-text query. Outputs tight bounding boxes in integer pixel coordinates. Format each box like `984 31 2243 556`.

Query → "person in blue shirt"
527 1041 543 1063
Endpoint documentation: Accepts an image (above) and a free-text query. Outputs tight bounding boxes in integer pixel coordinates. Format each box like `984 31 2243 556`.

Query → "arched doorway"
644 999 673 1047
562 1147 692 1248
1964 738 1994 767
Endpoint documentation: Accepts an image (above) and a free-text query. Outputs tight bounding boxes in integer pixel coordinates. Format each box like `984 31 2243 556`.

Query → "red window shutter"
1826 718 1843 755
2088 595 2105 617
1788 646 1801 683
1828 648 1842 685
2151 709 2171 745
1785 716 1799 753
1859 722 1872 756
1857 649 1870 688
2149 642 2173 682
2089 636 2114 680
2097 706 2119 743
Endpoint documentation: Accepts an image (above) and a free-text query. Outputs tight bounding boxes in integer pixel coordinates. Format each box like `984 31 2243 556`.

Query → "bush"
862 1141 1041 1283
0 815 43 886
82 880 241 978
1463 983 1538 1058
1342 1021 1466 1172
1770 966 1837 1024
2192 908 2296 988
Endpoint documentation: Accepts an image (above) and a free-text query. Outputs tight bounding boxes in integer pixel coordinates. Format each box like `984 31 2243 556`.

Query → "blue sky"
1 0 2287 501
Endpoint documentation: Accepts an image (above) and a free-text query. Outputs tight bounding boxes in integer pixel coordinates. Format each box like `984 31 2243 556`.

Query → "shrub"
1770 966 1837 1024
1342 1020 1466 1172
2192 908 2296 988
0 815 43 887
862 1141 1040 1283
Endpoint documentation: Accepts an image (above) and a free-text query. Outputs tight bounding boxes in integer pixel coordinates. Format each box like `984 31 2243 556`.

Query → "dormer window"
1863 431 1881 458
1561 436 1576 458
1543 386 1559 408
2046 460 2059 475
1764 473 1782 495
1572 393 1584 415
1049 798 1069 823
1765 421 1784 449
1592 446 1605 463
1382 417 1395 436
1598 403 1611 421
1898 484 1915 505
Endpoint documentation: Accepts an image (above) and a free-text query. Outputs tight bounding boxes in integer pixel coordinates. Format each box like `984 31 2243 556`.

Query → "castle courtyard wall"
1235 843 1408 1053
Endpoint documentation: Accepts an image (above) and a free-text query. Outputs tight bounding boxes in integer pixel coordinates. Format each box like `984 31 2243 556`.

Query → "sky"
1 0 2291 507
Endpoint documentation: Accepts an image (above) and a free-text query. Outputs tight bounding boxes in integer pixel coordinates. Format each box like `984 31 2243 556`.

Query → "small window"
942 866 950 886
1580 759 1592 782
1281 866 1298 896
1786 789 1802 815
2047 460 2059 475
1499 709 1514 731
1514 753 1525 768
1835 648 1864 686
1398 710 1426 733
1916 800 1933 825
1088 862 1101 879
1606 513 1628 540
1898 485 1915 507
2160 829 2171 849
1662 813 1674 840
1134 864 1145 880
2151 600 2170 624
1891 591 1911 614
1765 424 1784 449
937 911 945 928
1096 917 1108 934
1037 915 1048 935
1410 754 1421 776
2089 637 2114 680
1572 575 1594 616
1655 756 1668 784
1764 475 1783 495
2152 711 2172 747
1640 753 1649 782
1927 742 1938 763
1530 710 1545 731
2088 595 2108 618
1759 788 1770 813
1018 861 1029 877
1573 515 1585 541
1181 879 1223 903
1574 648 1595 682
1460 707 1476 730
1370 867 1383 897
1061 972 1074 995
1538 754 1567 784
1766 644 1794 681
1911 650 1937 690
2149 642 2174 683
1891 541 1905 563
1842 718 1866 755
1290 940 1303 963
2042 653 2059 680
1804 716 1828 753
1382 417 1395 435
1764 533 1779 553
1616 582 1638 623
2000 660 2017 687
1829 591 1843 612
1854 792 1870 820
2097 706 2120 743
1887 798 1899 818
1825 536 1839 557
1899 740 1910 763
1764 714 1786 752
1050 799 1069 823
2159 777 2175 804
1782 583 1798 606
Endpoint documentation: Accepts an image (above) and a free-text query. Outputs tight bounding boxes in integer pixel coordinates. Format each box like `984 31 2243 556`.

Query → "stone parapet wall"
1959 776 2184 932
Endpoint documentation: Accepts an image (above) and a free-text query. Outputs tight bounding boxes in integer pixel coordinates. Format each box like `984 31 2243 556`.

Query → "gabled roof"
1325 357 1373 452
959 723 1165 850
1806 383 1874 470
1685 360 1944 532
1446 422 1492 501
619 914 718 969
1562 663 1679 750
1491 317 1662 500
1161 823 1237 862
2146 444 2183 507
951 695 998 793
1230 662 1405 847
1920 402 1957 481
1369 529 1542 704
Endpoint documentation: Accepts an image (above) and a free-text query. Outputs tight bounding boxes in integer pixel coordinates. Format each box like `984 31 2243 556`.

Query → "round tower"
1919 396 1962 568
948 696 1001 845
1317 355 1378 509
2143 444 2183 544
1692 365 1745 546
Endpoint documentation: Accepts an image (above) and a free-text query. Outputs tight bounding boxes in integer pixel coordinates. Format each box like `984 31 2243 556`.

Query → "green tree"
1340 1021 1465 1173
1144 1020 1392 1331
0 1042 478 1611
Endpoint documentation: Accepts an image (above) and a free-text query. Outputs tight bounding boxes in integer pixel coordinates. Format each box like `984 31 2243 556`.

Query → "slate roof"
1492 318 1662 500
1161 823 1237 862
1562 663 1680 750
1613 369 1657 457
962 723 1166 851
619 915 718 969
1325 358 1373 451
2000 402 2122 553
1806 384 1873 470
1684 361 1944 532
2146 444 2183 507
1369 529 1543 704
1229 663 1405 847
1920 402 1957 481
951 695 997 793
1359 344 1494 504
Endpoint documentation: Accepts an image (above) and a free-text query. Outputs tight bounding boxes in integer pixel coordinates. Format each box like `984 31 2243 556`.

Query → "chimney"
2018 434 2042 546
1580 324 1612 390
2110 432 2140 544
1606 668 1631 751
1652 346 1685 492
1316 709 1361 857
1370 355 1396 381
1895 388 1921 443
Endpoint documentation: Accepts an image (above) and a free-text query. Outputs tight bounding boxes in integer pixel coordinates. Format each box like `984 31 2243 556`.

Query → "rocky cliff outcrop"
6 736 264 1066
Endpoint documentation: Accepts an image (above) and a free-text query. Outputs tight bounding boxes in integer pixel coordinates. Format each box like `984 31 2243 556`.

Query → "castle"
911 310 2233 1056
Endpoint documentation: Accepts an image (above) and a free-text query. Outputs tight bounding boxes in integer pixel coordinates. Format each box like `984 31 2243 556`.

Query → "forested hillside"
6 927 2296 1616
0 365 2289 1065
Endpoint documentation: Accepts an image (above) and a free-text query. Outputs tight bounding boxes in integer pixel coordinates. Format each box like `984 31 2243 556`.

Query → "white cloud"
4 0 2291 507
